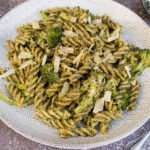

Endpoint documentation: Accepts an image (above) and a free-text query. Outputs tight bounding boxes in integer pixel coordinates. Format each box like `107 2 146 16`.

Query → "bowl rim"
0 0 150 149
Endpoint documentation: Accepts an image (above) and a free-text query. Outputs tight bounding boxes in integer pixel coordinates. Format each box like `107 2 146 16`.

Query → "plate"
0 0 150 149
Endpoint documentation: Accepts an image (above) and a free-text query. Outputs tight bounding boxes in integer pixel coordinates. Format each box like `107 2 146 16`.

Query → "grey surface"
0 0 150 150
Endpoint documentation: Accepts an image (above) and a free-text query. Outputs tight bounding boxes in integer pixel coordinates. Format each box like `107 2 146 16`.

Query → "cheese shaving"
130 79 137 86
107 28 120 42
88 16 92 24
18 52 32 59
0 68 15 79
42 54 47 66
32 21 40 29
104 91 112 102
19 60 33 70
93 98 105 113
125 66 131 78
63 30 77 37
93 19 102 24
58 46 74 55
73 50 85 66
94 52 101 64
61 82 70 96
71 17 77 23
54 56 60 73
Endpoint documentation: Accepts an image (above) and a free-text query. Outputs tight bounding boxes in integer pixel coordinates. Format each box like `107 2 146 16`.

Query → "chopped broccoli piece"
39 31 47 40
39 27 62 48
59 12 72 21
117 94 129 110
47 27 62 48
104 77 119 97
40 64 59 83
132 48 150 76
74 73 105 114
16 84 26 90
0 90 16 105
45 48 54 57
40 11 48 20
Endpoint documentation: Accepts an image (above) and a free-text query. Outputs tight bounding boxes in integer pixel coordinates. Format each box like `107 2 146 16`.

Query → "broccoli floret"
47 27 62 48
59 12 72 21
104 77 119 97
132 48 150 76
39 27 62 48
117 94 129 110
74 73 105 114
40 63 59 83
0 90 16 105
40 11 48 20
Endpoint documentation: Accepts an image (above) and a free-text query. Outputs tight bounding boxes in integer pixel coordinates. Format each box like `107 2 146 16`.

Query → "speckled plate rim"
0 0 150 149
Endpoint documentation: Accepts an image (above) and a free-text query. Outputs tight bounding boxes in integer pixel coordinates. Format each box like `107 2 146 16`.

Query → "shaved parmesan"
42 54 47 66
130 79 137 86
18 52 32 59
62 64 77 72
54 56 60 73
61 82 70 96
103 50 115 62
19 60 33 70
125 66 131 78
32 21 40 29
73 50 85 66
71 17 77 23
107 28 120 42
93 19 102 24
63 30 77 37
104 91 112 102
94 52 101 64
88 16 92 24
82 18 87 23
93 98 105 113
58 46 74 55
0 68 15 79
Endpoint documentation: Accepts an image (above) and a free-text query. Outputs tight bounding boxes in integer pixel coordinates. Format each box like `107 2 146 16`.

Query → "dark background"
0 0 150 150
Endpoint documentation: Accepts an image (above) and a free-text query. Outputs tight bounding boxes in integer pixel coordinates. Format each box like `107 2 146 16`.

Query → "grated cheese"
18 52 32 59
54 56 60 73
125 66 131 78
71 17 77 23
42 54 47 66
61 82 70 96
93 98 105 113
94 52 101 64
32 21 40 29
93 19 102 24
63 30 77 37
58 46 74 55
0 68 15 79
107 28 120 42
88 16 92 24
73 50 85 66
19 60 33 70
104 91 112 102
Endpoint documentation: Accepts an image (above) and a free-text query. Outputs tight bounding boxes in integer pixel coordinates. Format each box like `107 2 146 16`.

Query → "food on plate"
0 6 149 138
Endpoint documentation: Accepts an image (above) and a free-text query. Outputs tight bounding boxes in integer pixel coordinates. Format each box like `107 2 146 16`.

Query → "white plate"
0 0 150 149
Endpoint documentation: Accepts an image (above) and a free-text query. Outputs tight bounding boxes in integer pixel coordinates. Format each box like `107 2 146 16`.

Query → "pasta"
0 6 150 138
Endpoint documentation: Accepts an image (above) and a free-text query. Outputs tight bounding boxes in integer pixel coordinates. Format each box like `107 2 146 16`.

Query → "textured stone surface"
0 0 150 150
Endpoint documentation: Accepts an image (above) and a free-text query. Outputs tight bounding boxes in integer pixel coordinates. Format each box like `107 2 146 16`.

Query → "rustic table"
0 0 150 150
